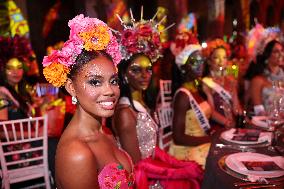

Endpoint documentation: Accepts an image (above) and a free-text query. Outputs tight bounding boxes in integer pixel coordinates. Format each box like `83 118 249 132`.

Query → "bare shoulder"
174 90 189 103
251 75 266 83
56 138 98 189
251 75 267 88
56 138 93 162
114 105 136 129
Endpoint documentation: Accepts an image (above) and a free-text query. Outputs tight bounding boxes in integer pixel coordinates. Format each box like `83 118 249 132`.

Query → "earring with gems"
72 96 77 104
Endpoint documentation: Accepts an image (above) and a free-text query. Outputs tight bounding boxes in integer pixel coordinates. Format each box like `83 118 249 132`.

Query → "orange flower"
43 62 70 87
202 38 231 58
79 25 110 51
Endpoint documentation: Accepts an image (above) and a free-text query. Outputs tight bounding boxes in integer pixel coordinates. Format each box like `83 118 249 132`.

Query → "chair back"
0 115 51 189
157 107 173 152
159 80 172 107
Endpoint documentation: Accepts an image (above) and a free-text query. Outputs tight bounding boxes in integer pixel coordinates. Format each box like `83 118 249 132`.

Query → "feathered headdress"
246 24 281 62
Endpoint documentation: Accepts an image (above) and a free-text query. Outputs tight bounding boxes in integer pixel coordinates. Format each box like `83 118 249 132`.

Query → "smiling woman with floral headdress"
43 15 134 189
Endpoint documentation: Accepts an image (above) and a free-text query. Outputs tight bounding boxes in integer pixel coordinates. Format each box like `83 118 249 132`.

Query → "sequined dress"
117 97 203 189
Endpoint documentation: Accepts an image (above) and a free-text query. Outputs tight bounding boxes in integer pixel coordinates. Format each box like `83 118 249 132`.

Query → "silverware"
234 181 281 187
239 183 280 189
216 143 256 152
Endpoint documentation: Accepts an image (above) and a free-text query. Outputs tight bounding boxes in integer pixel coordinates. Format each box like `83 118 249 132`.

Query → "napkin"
223 128 272 143
251 116 269 128
233 156 284 172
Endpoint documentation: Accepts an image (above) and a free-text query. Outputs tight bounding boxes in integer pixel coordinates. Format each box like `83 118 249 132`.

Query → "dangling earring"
124 76 129 84
72 96 77 105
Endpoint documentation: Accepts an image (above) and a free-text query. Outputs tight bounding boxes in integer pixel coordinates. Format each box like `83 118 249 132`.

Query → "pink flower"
59 39 83 66
68 14 110 41
107 36 122 65
121 29 137 46
137 24 153 37
152 33 161 46
42 50 61 67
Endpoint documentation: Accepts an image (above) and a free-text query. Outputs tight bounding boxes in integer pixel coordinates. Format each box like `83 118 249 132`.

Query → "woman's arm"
250 76 266 115
113 106 141 163
228 77 243 115
172 92 211 146
250 76 265 106
202 84 234 128
55 140 99 189
0 94 8 120
0 86 19 107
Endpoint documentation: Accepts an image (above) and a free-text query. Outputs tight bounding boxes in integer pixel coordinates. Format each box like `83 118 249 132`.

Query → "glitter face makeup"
126 55 152 91
73 55 120 118
5 58 24 86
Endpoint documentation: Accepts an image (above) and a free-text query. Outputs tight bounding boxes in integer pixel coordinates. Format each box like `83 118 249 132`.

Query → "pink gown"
98 162 134 188
118 97 204 189
98 148 135 189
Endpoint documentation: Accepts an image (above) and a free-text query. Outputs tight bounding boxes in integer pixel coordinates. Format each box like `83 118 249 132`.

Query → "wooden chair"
0 115 51 189
157 107 173 152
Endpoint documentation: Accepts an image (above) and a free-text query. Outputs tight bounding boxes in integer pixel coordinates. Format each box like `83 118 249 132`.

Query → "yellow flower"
43 62 70 87
79 25 110 51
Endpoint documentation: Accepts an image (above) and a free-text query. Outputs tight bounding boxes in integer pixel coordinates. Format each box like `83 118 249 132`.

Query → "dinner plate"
251 116 269 129
220 128 271 145
225 152 284 178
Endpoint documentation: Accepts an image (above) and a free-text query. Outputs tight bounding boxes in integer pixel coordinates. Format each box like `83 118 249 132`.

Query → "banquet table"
201 128 284 189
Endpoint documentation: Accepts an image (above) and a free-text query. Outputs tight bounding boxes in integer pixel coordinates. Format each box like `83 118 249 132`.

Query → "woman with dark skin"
42 15 134 189
170 43 229 168
113 53 203 188
113 53 154 163
56 51 133 189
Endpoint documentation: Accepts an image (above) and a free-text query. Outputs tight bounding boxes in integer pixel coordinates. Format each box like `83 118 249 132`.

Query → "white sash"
176 88 211 132
202 77 232 104
119 97 147 113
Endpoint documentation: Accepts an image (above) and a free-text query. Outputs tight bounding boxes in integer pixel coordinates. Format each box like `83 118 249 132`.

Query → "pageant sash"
176 88 211 132
202 77 232 104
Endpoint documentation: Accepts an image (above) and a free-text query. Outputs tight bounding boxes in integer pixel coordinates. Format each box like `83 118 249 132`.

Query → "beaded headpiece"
42 14 122 87
116 7 174 63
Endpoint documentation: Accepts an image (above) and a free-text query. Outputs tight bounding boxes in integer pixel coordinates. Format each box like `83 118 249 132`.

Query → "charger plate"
218 154 284 181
